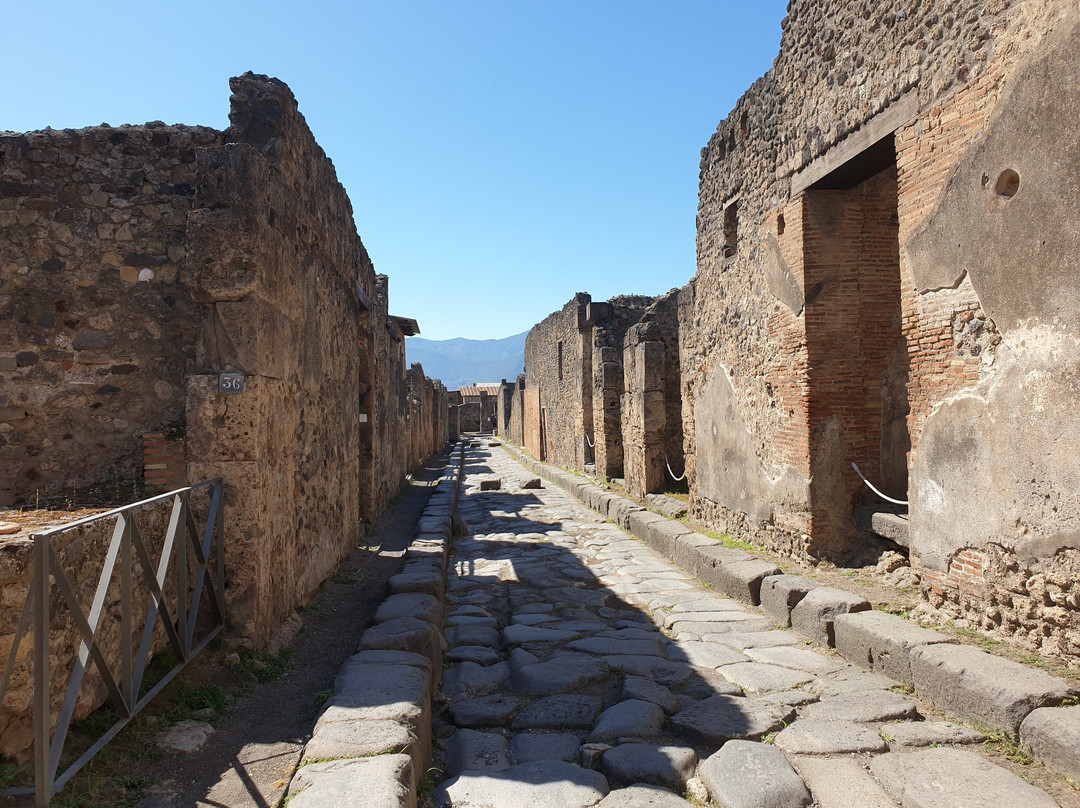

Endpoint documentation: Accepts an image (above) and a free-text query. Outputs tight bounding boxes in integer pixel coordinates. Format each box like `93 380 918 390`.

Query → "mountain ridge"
406 331 527 391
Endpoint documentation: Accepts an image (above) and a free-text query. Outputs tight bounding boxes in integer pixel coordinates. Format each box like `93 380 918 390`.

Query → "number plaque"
218 372 246 394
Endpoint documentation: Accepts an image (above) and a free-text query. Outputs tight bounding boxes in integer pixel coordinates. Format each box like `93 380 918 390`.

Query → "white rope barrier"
850 461 909 506
664 452 686 482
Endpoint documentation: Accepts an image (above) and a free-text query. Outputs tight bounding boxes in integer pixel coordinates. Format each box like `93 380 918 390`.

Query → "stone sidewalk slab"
789 586 870 646
871 747 1060 808
834 609 955 683
287 755 415 808
1020 704 1080 779
910 642 1077 734
432 760 609 808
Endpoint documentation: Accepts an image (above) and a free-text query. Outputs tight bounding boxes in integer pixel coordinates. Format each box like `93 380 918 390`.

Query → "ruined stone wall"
688 0 1079 656
495 376 525 446
0 124 221 505
619 291 684 498
588 296 654 480
404 366 447 471
523 294 591 469
185 74 367 640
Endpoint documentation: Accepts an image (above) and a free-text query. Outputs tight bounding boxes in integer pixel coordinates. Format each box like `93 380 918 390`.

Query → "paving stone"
833 610 955 684
432 760 609 808
668 695 794 745
510 732 582 763
1020 704 1080 779
510 612 556 626
759 690 818 707
881 719 984 748
664 598 747 613
508 647 539 669
516 602 556 614
603 655 691 680
511 654 610 695
373 592 441 625
910 642 1077 734
870 747 1060 808
789 756 896 808
287 755 412 808
568 637 664 657
346 649 432 672
758 575 820 627
705 630 800 649
802 689 919 723
444 728 510 775
441 661 511 699
712 559 783 605
812 668 896 697
593 783 696 807
698 740 811 808
662 610 762 629
718 662 815 695
446 645 503 666
588 699 667 743
744 646 843 675
774 718 887 754
666 640 746 669
671 617 776 638
447 694 521 728
627 510 668 543
622 676 683 715
447 614 498 628
600 743 697 790
789 587 871 646
503 622 587 644
673 668 744 700
512 694 602 730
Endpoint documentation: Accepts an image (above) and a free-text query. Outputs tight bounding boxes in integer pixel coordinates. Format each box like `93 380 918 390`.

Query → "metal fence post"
33 536 51 808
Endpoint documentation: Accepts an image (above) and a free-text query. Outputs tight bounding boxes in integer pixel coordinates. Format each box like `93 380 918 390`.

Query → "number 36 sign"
218 372 246 394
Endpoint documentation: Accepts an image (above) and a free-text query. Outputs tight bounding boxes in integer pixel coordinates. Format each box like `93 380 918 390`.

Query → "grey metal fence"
0 479 225 806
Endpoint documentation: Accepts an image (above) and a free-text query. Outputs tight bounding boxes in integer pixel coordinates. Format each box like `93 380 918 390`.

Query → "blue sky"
4 1 786 340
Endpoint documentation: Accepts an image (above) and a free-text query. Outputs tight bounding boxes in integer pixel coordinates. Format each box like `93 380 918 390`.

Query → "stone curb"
494 438 1080 780
284 443 466 808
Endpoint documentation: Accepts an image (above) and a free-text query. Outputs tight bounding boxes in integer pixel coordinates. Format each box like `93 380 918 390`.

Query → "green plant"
983 730 1033 765
313 689 333 708
161 682 231 726
417 767 444 795
232 647 295 684
0 761 29 790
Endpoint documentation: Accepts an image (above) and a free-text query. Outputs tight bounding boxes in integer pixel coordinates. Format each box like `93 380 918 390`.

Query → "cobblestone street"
429 441 1068 807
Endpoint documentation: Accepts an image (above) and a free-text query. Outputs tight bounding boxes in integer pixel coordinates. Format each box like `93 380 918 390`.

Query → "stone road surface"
430 442 1064 808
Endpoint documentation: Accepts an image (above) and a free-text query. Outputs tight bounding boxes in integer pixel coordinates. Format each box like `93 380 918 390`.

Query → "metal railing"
0 479 225 806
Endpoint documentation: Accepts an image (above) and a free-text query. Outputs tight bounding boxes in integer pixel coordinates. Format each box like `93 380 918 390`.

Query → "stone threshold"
496 439 1080 785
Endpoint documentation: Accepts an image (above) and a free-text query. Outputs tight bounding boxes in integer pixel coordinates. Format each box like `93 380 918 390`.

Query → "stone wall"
523 294 592 468
0 123 219 505
685 0 1079 657
1 73 450 648
495 376 525 446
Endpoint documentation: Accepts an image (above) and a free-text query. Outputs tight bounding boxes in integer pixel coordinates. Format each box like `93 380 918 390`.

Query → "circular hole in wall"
994 169 1020 198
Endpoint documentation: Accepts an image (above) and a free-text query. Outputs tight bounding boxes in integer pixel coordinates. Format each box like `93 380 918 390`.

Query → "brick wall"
142 433 187 491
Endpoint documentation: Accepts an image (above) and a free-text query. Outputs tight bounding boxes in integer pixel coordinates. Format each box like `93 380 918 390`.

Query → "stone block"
759 575 820 627
672 533 716 572
789 586 870 646
833 610 954 684
287 755 416 808
1020 705 1080 779
712 559 782 605
871 747 1059 808
479 478 502 490
374 593 441 626
522 477 543 489
910 643 1077 734
645 518 692 558
790 756 896 808
627 509 666 543
358 618 446 683
698 740 810 808
608 498 644 530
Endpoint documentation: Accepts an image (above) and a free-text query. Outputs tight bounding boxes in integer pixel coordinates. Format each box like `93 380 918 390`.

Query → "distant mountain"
406 331 527 391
